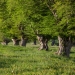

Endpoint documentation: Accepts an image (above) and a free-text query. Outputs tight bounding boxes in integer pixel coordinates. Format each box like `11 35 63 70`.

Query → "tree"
23 0 55 50
0 0 28 46
44 0 75 57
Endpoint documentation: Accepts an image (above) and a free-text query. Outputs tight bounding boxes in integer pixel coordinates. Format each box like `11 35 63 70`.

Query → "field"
0 42 75 75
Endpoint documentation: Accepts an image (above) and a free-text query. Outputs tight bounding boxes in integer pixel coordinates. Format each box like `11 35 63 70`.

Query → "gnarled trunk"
56 36 72 57
12 39 20 45
37 35 49 51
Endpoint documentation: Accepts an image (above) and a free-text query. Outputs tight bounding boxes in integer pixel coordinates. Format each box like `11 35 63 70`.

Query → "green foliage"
0 0 75 40
0 31 4 41
52 0 75 37
0 44 75 75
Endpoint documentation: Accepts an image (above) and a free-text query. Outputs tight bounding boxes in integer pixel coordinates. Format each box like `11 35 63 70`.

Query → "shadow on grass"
0 57 18 68
70 51 75 54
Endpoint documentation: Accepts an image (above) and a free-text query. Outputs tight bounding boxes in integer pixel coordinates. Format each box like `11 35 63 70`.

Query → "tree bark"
1 38 10 45
33 39 36 45
20 37 27 46
37 35 49 51
12 39 20 45
56 36 72 57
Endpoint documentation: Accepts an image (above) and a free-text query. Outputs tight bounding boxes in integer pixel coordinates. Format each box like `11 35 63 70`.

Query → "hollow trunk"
37 35 49 51
20 37 27 46
56 36 72 57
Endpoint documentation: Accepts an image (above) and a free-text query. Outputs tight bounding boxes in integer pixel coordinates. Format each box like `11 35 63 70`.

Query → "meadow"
0 42 75 75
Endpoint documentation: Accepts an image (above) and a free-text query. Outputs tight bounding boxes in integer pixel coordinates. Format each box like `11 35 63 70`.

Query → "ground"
0 42 75 75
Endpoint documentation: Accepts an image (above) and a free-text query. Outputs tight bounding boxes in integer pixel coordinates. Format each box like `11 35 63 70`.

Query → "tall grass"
0 42 75 75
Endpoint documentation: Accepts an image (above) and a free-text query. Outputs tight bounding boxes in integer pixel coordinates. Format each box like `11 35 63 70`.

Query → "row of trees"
0 0 75 57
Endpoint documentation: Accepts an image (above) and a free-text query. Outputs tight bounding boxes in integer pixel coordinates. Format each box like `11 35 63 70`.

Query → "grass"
0 42 75 75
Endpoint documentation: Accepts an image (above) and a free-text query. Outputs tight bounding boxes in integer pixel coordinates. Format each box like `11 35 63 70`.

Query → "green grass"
0 43 75 75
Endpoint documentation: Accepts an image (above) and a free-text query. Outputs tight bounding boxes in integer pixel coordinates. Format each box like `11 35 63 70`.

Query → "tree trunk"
1 38 10 45
56 36 72 57
51 39 55 46
33 39 36 45
1 42 7 45
12 39 19 45
20 37 27 46
37 35 49 51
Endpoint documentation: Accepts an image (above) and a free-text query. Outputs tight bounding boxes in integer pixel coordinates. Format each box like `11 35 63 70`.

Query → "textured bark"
12 39 20 45
37 35 49 51
56 36 72 57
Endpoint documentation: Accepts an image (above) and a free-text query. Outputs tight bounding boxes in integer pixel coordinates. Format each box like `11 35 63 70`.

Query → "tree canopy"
0 0 75 41
0 0 56 39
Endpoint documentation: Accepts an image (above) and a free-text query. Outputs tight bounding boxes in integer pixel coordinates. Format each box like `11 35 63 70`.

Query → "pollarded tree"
44 0 75 57
0 0 28 46
0 0 12 44
22 0 55 50
8 0 55 49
